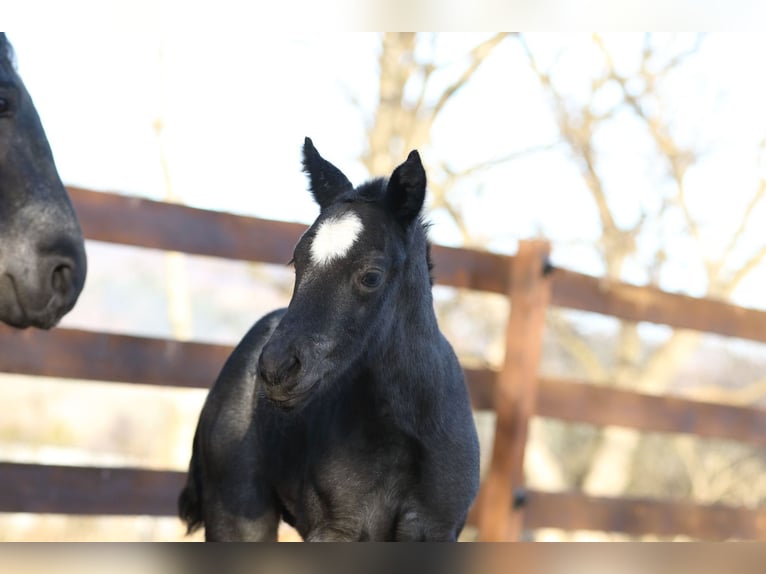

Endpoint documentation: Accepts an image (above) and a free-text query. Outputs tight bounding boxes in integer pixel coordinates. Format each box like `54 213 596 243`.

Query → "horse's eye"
0 97 9 115
360 270 383 289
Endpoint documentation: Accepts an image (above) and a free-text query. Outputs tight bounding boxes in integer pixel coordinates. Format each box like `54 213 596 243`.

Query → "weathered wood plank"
67 187 511 294
4 461 762 541
522 489 766 540
68 187 766 342
2 326 765 447
476 240 552 541
469 373 766 446
0 463 185 516
68 187 303 266
550 267 766 344
0 325 228 389
536 377 766 447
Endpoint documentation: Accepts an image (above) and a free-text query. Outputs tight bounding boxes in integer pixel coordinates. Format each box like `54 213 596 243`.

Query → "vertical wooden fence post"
476 239 552 541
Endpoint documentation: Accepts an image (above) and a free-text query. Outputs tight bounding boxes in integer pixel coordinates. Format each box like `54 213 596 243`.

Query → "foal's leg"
204 508 280 541
202 480 281 541
304 527 359 542
394 509 460 542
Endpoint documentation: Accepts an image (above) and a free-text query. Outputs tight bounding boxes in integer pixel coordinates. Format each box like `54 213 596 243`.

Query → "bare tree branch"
652 35 706 79
722 243 766 295
430 33 511 120
428 180 474 245
717 141 766 273
521 35 633 276
442 142 560 180
593 34 710 276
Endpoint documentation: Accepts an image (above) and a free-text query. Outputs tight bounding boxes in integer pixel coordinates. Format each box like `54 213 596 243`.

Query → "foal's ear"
386 150 426 226
302 137 354 209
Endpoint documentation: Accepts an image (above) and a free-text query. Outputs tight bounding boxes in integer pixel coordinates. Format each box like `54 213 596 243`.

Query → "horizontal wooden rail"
551 268 766 344
0 325 229 389
68 187 766 344
522 489 766 540
67 187 511 295
2 462 764 540
0 463 184 516
2 326 766 447
536 377 766 447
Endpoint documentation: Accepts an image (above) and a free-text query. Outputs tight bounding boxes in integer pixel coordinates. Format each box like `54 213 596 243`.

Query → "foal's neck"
370 249 442 372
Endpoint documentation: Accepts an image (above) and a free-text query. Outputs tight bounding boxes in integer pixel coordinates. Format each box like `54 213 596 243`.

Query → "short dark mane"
354 178 387 202
422 220 435 285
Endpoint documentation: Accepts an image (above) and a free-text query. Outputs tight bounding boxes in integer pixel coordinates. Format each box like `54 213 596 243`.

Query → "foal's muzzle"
257 333 326 408
258 343 302 388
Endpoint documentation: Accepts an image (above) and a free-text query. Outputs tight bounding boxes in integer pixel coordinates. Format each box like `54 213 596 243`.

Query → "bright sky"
10 30 380 223
7 28 766 315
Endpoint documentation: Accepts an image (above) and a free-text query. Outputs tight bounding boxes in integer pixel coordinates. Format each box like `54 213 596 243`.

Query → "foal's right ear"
302 137 354 209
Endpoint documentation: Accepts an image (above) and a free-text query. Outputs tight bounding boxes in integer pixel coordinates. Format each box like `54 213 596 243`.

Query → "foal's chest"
271 408 423 541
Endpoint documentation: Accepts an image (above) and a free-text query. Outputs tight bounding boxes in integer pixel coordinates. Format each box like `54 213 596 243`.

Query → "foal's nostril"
258 348 301 387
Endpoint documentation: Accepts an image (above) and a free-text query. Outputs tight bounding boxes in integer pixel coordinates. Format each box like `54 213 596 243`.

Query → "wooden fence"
1 187 766 541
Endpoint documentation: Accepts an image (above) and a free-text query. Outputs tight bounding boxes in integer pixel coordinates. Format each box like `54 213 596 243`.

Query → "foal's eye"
359 270 384 289
0 97 9 115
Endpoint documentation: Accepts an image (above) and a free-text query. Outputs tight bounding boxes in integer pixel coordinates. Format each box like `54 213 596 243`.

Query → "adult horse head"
0 33 86 329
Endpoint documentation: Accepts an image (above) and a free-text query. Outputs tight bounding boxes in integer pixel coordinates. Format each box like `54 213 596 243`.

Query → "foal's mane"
354 177 435 286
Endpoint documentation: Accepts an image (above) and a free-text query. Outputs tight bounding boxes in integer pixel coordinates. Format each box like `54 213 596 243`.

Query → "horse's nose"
258 340 302 387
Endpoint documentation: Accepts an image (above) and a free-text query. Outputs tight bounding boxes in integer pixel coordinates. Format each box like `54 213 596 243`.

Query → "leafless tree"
519 34 766 512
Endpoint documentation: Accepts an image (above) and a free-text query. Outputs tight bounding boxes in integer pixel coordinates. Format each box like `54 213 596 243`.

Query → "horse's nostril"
51 263 73 297
259 349 301 387
283 355 300 378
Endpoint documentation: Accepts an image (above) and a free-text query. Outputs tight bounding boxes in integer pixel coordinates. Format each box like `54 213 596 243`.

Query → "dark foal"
0 33 86 329
180 139 479 541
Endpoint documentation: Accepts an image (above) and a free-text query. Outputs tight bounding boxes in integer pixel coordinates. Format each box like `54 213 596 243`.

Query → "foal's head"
0 33 87 328
258 138 432 408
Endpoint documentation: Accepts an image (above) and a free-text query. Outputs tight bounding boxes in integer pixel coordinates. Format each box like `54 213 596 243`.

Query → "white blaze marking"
310 212 363 265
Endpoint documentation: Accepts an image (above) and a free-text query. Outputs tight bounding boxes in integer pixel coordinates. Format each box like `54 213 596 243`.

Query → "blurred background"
2 30 766 540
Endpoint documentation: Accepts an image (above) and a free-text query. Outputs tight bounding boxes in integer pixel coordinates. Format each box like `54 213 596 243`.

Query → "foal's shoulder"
243 308 287 347
199 308 288 442
207 308 286 399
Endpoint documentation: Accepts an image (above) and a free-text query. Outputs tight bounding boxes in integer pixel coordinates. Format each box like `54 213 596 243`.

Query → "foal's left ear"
386 150 426 226
302 137 354 210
